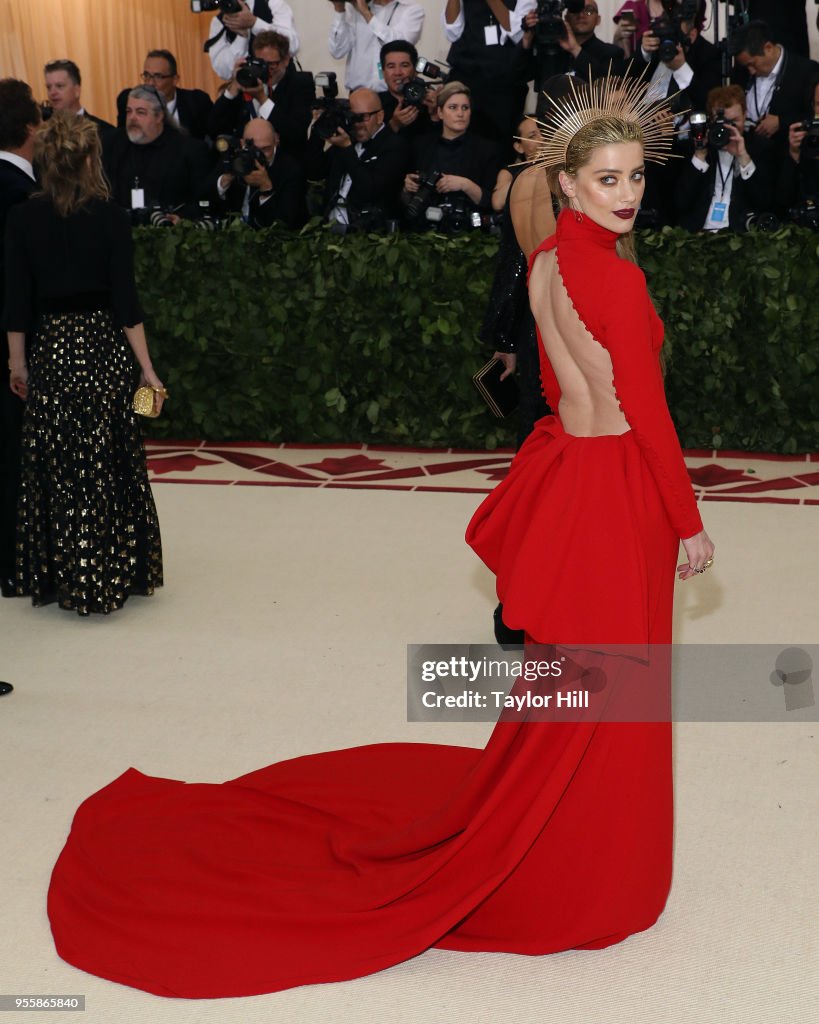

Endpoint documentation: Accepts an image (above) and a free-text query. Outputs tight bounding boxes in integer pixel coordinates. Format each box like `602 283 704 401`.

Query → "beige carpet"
1 472 817 1024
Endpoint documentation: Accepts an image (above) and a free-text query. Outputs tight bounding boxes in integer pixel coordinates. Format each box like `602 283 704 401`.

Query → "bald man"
305 87 410 228
209 117 305 228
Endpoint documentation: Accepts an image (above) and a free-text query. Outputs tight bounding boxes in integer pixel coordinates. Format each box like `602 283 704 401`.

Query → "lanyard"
715 154 735 202
750 49 785 121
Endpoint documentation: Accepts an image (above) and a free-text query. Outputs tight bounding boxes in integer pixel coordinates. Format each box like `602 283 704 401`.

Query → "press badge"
131 188 145 209
484 24 500 45
710 201 727 223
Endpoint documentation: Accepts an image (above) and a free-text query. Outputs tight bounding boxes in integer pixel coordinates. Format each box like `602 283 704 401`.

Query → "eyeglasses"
351 110 381 122
141 71 174 82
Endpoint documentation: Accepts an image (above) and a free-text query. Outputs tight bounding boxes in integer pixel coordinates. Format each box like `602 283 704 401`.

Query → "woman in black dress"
4 114 164 615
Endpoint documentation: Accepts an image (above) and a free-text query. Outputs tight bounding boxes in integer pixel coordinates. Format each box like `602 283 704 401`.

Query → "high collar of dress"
555 207 620 252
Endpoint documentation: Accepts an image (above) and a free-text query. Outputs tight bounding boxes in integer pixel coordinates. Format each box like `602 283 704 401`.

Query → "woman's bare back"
529 249 631 438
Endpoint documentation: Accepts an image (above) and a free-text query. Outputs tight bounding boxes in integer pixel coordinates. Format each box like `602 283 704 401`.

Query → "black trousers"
0 373 24 577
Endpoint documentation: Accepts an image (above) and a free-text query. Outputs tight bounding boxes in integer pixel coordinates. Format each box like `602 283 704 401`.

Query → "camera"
236 57 269 89
405 170 443 220
415 57 448 80
534 1 568 50
800 118 819 157
788 198 819 230
312 72 355 140
426 201 484 233
708 108 735 149
744 211 780 232
689 111 708 149
190 0 242 13
649 0 698 63
131 204 175 228
399 78 428 109
215 134 268 179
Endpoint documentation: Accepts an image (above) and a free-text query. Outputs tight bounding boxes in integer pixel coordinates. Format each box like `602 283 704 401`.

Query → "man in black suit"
43 59 116 150
206 118 306 227
675 84 772 233
730 19 819 180
748 0 811 60
305 88 410 228
0 80 39 608
520 2 628 94
116 50 213 142
630 11 722 226
106 86 214 218
207 31 313 161
379 40 436 143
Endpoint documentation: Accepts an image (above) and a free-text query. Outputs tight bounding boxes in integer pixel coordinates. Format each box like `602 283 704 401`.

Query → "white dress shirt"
444 0 528 45
0 151 35 180
208 0 300 81
745 46 785 125
329 1 425 93
692 148 756 231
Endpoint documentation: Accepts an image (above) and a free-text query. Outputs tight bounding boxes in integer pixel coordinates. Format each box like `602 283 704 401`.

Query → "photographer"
612 1 704 57
403 82 501 228
205 0 299 82
207 118 306 227
116 50 212 142
519 2 627 94
305 88 410 227
207 31 314 160
675 85 772 233
328 0 425 93
105 86 214 220
776 80 819 222
379 41 436 140
443 0 529 150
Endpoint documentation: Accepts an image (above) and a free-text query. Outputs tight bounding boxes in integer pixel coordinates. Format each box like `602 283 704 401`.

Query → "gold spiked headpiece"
532 68 678 169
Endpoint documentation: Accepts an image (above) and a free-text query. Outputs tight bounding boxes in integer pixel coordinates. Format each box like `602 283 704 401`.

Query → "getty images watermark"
407 645 816 722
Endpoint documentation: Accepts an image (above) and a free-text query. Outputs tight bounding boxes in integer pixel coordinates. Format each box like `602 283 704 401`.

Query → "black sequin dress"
2 197 162 615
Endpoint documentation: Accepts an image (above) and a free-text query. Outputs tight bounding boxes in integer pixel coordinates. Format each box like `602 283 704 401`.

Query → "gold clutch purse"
133 385 168 418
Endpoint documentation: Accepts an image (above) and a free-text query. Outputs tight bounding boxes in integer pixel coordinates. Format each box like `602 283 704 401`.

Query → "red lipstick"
613 209 636 220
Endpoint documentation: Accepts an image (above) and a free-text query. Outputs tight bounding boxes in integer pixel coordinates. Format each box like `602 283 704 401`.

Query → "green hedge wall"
134 221 819 452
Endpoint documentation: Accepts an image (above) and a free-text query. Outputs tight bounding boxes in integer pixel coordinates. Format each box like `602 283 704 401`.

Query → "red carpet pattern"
144 441 819 505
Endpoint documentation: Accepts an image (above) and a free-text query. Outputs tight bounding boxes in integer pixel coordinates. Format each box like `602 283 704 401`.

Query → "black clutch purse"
472 358 519 418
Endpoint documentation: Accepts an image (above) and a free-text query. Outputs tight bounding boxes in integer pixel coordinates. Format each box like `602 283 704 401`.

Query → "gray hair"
127 85 174 128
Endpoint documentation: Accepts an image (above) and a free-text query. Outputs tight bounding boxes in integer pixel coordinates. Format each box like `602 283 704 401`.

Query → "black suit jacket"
207 66 315 159
675 135 773 232
733 50 819 143
305 125 410 220
526 34 628 92
83 111 117 151
205 150 306 228
117 86 214 141
104 127 215 216
630 32 722 114
0 158 37 356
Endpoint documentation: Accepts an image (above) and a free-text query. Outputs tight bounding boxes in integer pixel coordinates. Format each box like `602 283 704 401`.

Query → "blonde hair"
436 81 471 110
34 113 109 216
546 115 643 264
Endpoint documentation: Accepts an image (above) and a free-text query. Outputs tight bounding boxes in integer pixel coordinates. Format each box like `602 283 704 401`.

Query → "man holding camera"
328 0 425 93
675 84 772 233
106 86 214 220
378 41 435 139
116 50 212 141
775 79 819 221
207 31 315 160
205 0 300 81
305 87 410 226
206 118 306 227
518 2 627 94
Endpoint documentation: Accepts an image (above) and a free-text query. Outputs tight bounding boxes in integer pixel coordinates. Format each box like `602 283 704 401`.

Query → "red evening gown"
47 209 703 998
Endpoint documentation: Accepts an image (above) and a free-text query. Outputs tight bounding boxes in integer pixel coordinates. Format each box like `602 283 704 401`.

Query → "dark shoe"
0 577 17 598
493 603 525 648
0 681 13 696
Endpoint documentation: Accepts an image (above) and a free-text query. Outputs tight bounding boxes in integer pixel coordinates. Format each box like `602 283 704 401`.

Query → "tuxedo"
104 127 214 216
630 32 722 114
733 50 819 143
205 151 306 228
675 134 773 233
0 156 37 581
747 1 811 59
207 65 315 159
305 125 410 221
116 86 213 141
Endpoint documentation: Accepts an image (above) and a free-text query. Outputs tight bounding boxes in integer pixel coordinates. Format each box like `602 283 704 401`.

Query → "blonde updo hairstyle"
546 114 643 264
34 113 109 217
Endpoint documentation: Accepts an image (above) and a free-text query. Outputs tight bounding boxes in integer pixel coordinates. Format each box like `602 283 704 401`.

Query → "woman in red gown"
47 78 714 998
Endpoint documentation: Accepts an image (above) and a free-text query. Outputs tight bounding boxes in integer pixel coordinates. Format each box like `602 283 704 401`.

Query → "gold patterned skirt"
15 308 163 615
